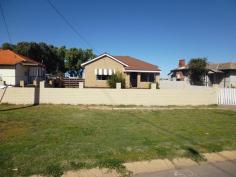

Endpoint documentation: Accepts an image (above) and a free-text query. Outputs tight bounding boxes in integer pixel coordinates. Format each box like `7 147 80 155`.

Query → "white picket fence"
218 88 236 105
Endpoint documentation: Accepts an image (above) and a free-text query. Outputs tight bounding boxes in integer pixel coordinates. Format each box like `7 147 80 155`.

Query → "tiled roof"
114 56 161 71
207 62 236 70
81 53 160 72
172 62 236 71
0 49 42 66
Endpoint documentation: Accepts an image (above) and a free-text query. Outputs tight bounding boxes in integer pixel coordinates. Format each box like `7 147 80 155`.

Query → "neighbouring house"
169 59 236 87
168 59 189 81
0 49 45 86
81 53 161 88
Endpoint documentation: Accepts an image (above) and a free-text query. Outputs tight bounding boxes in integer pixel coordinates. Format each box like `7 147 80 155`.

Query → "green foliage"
0 42 96 74
44 163 64 177
97 159 132 177
188 58 208 85
107 72 126 88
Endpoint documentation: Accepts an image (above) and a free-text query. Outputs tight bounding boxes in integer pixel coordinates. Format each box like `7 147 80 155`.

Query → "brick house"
169 59 236 87
0 50 45 86
81 53 161 88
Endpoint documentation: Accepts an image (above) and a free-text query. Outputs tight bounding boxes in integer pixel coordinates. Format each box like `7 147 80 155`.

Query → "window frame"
96 75 110 80
140 73 155 82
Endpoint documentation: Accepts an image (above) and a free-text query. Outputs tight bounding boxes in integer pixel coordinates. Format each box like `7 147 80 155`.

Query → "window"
141 73 155 82
96 75 110 80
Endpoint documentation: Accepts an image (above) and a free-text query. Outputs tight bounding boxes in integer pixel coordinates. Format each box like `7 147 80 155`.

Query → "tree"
107 72 126 88
1 42 15 50
188 58 208 85
0 42 96 74
65 48 80 70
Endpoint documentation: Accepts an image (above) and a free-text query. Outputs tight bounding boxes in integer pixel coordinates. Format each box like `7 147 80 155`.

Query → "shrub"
188 58 207 86
107 72 126 88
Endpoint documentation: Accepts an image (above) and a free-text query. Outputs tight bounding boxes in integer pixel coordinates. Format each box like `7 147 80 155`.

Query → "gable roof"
114 56 160 72
171 61 236 72
81 53 128 67
207 62 236 70
0 49 42 66
81 53 160 72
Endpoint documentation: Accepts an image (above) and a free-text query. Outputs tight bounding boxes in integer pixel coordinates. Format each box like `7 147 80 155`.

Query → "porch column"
125 73 130 88
137 73 141 88
155 73 160 86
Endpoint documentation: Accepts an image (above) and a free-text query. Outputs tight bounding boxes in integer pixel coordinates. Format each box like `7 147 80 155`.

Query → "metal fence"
218 88 236 105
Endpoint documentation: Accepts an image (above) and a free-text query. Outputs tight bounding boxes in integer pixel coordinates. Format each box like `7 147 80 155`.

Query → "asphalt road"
134 160 236 177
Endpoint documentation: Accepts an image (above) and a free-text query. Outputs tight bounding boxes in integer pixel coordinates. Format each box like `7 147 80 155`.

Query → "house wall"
137 73 149 88
83 56 125 88
15 64 27 85
137 73 160 89
207 70 236 88
0 87 218 106
0 65 16 85
28 66 45 83
15 64 45 85
229 70 236 87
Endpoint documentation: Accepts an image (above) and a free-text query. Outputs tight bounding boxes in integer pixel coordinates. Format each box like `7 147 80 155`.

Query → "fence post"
20 80 24 87
116 83 121 89
40 81 45 88
79 82 84 89
151 83 156 89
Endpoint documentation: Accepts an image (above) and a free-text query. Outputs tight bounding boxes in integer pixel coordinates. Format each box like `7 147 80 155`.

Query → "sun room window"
141 73 155 82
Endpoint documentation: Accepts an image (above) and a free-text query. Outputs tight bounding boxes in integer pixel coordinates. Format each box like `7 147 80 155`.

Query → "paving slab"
62 168 119 177
171 157 198 168
124 159 174 174
218 150 236 160
203 152 226 163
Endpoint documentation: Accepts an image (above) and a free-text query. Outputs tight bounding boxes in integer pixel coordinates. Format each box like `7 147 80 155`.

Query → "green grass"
0 104 236 177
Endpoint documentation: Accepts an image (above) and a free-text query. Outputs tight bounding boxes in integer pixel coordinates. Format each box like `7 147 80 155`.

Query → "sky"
0 0 236 77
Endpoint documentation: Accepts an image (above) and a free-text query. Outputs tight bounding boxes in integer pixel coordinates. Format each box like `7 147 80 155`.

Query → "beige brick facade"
83 55 160 88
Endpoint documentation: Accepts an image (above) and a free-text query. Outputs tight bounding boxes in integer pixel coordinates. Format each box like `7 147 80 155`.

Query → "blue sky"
0 0 236 77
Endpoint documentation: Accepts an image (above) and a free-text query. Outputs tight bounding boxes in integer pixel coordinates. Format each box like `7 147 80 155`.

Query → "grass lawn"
0 104 236 177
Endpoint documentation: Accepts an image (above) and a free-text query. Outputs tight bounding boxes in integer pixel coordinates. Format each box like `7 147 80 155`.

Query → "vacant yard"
0 104 236 177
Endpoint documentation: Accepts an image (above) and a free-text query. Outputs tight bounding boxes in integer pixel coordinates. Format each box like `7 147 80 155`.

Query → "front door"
130 72 137 87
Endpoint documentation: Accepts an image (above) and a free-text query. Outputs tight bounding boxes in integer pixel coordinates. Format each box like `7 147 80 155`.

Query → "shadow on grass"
184 147 206 162
0 104 37 112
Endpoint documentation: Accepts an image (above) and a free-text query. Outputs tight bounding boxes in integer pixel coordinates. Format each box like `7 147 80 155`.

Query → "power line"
46 0 99 53
0 1 12 42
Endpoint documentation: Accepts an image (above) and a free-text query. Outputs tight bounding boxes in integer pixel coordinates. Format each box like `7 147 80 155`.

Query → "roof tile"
0 50 41 66
114 56 160 71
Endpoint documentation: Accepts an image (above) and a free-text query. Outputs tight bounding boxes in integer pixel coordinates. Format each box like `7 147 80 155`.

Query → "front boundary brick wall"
0 87 217 106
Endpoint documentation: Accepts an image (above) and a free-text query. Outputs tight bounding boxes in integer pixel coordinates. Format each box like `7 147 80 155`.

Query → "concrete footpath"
31 151 236 177
124 151 236 176
134 160 236 177
60 151 236 177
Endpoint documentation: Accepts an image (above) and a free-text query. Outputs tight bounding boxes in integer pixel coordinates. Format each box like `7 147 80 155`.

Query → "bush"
107 72 126 88
188 58 207 85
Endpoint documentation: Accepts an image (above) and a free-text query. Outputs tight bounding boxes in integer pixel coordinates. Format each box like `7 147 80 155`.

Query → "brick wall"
0 87 217 106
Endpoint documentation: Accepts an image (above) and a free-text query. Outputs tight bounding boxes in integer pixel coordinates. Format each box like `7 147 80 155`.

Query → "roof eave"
81 53 129 67
125 69 161 73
